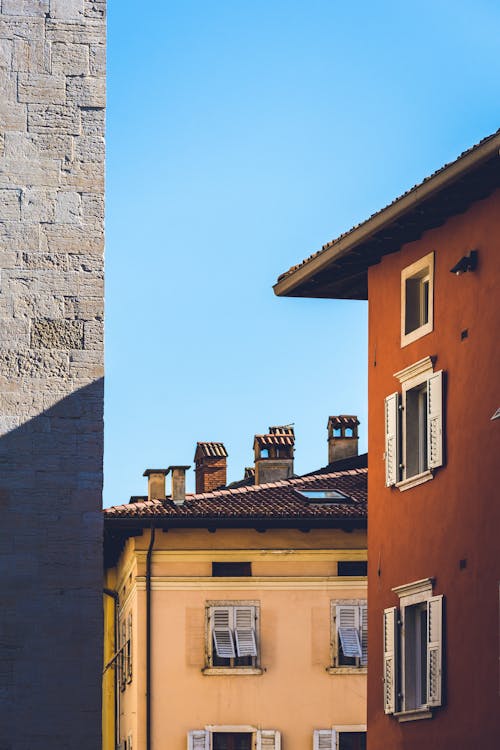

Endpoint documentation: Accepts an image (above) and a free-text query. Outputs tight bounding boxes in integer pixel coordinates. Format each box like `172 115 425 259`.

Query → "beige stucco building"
104 427 367 750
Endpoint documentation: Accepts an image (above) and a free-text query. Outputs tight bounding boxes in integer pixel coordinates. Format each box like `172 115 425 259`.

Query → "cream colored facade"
104 525 367 750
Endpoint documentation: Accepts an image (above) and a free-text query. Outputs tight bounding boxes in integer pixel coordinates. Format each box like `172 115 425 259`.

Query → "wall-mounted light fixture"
450 250 478 275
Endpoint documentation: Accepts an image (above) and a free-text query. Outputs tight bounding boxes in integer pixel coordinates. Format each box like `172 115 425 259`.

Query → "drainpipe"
146 525 156 750
103 587 120 750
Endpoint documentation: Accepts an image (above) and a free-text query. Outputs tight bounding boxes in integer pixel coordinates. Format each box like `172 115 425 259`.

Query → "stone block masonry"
0 2 105 749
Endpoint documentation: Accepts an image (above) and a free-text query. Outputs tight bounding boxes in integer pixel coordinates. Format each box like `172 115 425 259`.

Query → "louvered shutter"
127 612 133 680
360 605 368 666
385 392 400 486
337 605 362 658
383 607 398 714
313 729 336 750
427 370 443 469
212 607 236 658
427 595 443 707
187 730 209 750
256 730 281 750
234 606 257 657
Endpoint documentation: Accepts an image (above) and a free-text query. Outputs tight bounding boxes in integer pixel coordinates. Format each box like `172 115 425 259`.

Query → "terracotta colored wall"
111 526 367 749
367 189 500 747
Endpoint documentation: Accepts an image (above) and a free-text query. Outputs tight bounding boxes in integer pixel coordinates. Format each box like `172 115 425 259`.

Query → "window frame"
386 357 444 492
328 599 367 674
203 600 263 675
188 727 281 750
384 578 444 722
313 726 367 750
401 252 434 347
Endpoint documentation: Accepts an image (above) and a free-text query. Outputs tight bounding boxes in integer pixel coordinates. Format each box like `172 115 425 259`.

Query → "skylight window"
298 489 352 503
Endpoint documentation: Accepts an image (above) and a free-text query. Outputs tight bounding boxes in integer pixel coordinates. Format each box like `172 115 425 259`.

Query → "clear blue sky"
104 0 500 506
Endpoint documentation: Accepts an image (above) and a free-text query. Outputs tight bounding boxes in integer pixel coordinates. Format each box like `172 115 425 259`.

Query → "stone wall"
0 2 105 748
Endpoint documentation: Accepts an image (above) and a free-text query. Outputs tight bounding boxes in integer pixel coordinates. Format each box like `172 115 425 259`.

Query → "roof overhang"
274 131 500 300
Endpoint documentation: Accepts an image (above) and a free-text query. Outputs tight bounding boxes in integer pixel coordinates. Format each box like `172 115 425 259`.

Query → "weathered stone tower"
0 2 105 748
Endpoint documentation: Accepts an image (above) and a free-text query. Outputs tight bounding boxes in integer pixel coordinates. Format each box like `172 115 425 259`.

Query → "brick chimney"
327 415 359 463
254 425 294 484
168 465 190 505
143 469 169 501
194 442 228 493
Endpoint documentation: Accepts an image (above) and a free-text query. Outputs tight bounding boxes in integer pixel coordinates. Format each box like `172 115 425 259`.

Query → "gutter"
146 525 156 750
273 131 500 298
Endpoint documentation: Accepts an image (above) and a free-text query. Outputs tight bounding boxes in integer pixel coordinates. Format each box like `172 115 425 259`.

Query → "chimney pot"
194 443 228 493
142 469 169 501
253 425 295 484
327 415 359 463
168 465 190 505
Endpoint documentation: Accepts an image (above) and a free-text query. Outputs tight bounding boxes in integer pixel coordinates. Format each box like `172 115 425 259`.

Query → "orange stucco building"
275 131 500 747
103 428 368 750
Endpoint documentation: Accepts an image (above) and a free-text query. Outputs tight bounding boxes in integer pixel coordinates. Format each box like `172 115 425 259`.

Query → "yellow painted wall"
107 526 367 749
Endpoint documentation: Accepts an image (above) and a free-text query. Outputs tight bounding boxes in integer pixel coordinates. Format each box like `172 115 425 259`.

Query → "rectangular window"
118 611 132 690
206 602 259 670
384 579 444 721
330 600 367 671
314 729 366 750
212 562 252 577
188 729 280 750
385 358 444 491
337 561 367 577
401 252 434 347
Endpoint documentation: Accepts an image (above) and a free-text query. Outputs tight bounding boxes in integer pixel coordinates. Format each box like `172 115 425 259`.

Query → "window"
313 728 366 750
384 578 443 721
329 600 367 672
337 561 367 577
385 357 444 491
188 728 280 749
204 601 261 673
401 252 434 347
118 611 132 690
212 562 252 577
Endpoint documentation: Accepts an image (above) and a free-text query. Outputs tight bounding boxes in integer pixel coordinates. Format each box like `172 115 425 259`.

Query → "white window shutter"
187 730 209 750
427 370 443 469
234 606 257 657
427 595 443 707
337 605 362 658
313 729 336 750
256 729 281 750
212 607 236 658
383 607 398 714
385 392 400 486
360 605 368 666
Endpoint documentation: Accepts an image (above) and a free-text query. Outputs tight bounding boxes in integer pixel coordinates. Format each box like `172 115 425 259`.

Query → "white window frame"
328 599 367 674
385 357 444 492
203 600 262 675
188 727 281 750
313 726 366 750
384 578 444 722
401 252 434 347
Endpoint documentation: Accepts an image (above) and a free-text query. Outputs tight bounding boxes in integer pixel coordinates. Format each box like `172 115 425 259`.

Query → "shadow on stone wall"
0 377 103 750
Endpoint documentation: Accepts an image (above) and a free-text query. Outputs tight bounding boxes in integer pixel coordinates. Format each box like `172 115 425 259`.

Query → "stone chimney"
168 465 190 505
327 415 359 463
194 442 228 493
143 469 169 501
254 425 294 484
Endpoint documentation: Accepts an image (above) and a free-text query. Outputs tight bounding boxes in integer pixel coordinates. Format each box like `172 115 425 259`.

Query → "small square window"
401 252 434 347
212 562 252 577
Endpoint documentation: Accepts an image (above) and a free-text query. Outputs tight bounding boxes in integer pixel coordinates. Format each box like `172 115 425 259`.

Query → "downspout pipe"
103 588 120 750
146 525 156 750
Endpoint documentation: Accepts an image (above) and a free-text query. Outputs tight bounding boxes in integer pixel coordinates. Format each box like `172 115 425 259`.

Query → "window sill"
202 667 264 676
396 470 433 492
401 322 433 349
394 707 432 722
326 666 367 675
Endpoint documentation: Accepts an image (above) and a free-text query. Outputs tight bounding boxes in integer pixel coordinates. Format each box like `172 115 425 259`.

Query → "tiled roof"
105 465 367 523
274 128 500 300
194 442 228 459
328 415 359 428
254 433 295 448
